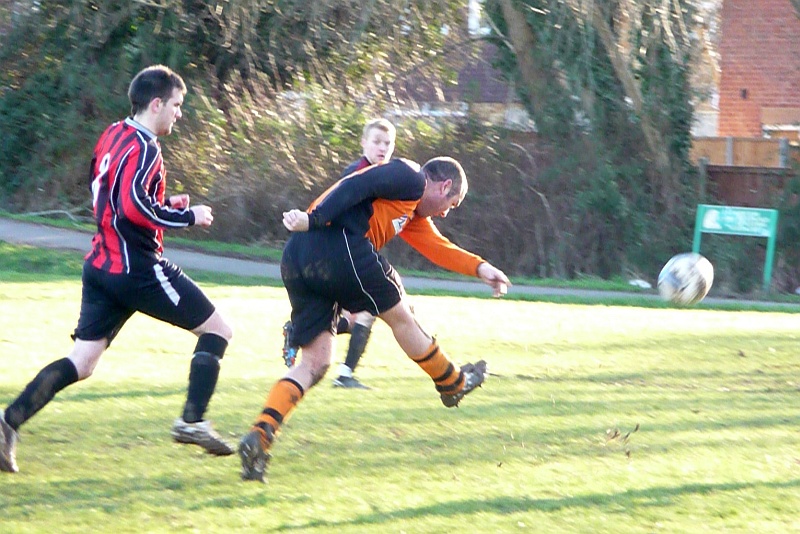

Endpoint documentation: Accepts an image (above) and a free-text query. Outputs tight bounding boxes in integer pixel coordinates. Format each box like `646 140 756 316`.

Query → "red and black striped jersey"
340 155 371 178
307 158 485 277
85 118 195 274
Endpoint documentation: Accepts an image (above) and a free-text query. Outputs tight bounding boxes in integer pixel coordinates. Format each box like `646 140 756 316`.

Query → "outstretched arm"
398 216 484 277
400 217 511 297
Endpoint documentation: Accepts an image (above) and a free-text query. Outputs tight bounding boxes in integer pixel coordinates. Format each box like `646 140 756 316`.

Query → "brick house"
390 1 534 130
391 41 534 131
718 0 800 140
689 0 800 207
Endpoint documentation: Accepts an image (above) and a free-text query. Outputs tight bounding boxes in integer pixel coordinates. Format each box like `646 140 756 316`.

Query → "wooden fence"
692 137 799 208
691 137 794 168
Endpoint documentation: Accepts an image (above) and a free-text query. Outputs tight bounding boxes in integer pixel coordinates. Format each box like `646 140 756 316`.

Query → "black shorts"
281 228 406 347
72 259 216 345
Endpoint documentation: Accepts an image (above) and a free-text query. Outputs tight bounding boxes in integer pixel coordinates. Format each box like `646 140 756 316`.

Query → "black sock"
181 332 228 423
182 352 221 423
4 358 79 430
343 323 371 373
336 316 351 335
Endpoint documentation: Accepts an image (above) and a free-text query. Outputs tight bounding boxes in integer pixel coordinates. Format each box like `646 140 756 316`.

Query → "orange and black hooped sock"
253 378 305 450
409 342 465 396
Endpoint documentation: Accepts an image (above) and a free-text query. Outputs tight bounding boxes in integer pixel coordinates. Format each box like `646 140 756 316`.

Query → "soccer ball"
657 252 714 305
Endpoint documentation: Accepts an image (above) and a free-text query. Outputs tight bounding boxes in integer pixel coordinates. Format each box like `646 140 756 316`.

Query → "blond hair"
362 118 396 141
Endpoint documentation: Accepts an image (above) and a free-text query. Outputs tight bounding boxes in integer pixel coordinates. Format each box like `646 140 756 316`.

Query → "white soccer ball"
657 252 714 305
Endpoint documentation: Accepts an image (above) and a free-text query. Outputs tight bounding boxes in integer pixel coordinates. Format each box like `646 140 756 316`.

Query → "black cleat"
239 429 271 483
440 360 487 408
332 376 371 390
171 418 235 456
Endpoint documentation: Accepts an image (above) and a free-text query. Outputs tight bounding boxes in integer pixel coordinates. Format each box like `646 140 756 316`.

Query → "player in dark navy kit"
281 118 397 390
238 156 511 482
0 65 234 474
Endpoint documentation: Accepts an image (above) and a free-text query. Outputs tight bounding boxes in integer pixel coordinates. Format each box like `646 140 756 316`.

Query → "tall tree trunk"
496 0 548 106
587 3 677 211
496 0 681 212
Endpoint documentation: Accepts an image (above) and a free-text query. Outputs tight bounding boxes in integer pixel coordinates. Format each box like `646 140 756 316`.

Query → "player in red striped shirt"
0 65 234 474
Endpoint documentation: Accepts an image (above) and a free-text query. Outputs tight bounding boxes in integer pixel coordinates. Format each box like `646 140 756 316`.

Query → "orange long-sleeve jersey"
306 158 485 277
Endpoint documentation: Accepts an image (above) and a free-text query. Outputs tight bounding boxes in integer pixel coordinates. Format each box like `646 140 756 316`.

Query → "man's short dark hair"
421 156 468 199
128 65 187 116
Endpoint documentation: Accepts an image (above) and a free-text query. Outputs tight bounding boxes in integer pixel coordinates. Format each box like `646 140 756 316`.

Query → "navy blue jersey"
306 159 484 277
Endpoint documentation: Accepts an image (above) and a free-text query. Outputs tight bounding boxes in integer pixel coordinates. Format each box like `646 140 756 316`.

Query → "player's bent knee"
68 339 106 379
212 318 233 341
194 311 233 341
222 319 234 341
379 300 415 327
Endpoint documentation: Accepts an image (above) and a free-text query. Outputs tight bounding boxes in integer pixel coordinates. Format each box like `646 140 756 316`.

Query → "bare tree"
488 0 701 211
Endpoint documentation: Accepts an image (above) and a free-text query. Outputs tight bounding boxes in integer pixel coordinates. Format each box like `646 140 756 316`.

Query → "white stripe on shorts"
343 229 386 315
154 263 181 306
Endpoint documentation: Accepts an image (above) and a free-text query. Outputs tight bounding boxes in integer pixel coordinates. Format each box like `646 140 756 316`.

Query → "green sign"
692 204 779 291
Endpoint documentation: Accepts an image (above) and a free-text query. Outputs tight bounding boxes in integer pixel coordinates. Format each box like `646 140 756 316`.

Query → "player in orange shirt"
281 118 397 390
238 156 510 482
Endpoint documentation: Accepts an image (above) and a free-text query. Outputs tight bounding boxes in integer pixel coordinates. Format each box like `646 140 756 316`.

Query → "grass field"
1 247 799 533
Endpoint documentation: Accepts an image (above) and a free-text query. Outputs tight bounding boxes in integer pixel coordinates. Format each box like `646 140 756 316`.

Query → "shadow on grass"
57 386 185 402
4 471 797 527
508 329 800 357
2 365 795 476
0 386 185 404
270 478 800 531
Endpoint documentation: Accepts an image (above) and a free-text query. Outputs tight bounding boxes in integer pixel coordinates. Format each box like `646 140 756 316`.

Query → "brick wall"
718 0 800 136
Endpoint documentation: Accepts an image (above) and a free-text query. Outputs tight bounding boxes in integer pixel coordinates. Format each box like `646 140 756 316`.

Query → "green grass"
0 208 97 231
1 245 800 533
